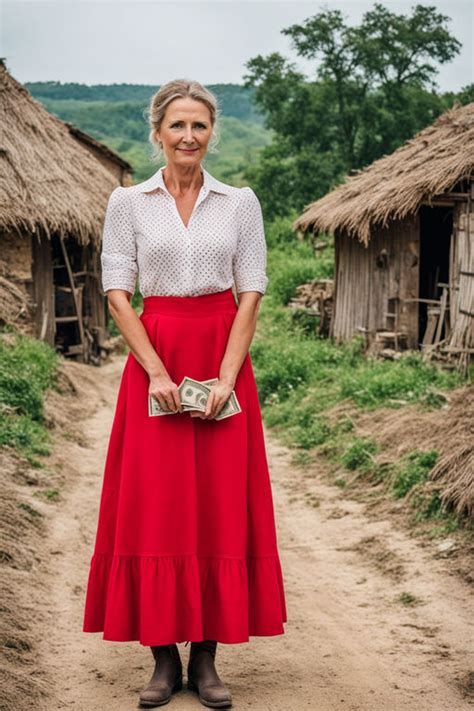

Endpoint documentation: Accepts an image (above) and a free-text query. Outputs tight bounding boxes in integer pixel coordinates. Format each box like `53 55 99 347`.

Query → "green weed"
341 437 378 472
0 331 58 457
395 591 424 606
392 450 439 499
33 489 60 502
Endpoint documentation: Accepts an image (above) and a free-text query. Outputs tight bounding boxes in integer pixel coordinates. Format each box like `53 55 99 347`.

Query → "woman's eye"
171 123 206 128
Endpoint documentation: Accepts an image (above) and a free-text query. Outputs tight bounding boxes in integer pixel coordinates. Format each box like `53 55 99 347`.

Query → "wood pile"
288 279 334 336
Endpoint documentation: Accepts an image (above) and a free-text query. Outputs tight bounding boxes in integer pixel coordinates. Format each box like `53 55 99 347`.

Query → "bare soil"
27 355 474 709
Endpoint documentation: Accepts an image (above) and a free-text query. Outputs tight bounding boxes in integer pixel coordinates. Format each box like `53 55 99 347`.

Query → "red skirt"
82 287 287 645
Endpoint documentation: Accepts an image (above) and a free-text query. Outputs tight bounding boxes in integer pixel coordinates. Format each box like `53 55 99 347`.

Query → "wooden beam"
403 298 441 305
433 287 448 345
59 235 88 362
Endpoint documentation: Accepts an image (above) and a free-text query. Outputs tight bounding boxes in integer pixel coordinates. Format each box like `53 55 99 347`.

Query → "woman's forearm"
107 291 167 378
219 292 262 386
107 290 262 386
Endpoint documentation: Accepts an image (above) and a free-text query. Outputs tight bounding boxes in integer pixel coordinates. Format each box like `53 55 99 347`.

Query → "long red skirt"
82 287 287 645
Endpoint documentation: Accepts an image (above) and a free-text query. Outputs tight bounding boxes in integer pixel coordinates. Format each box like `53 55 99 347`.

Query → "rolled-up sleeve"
100 186 138 295
233 187 269 296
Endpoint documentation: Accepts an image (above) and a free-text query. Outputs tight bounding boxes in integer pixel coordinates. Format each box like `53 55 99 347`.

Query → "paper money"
148 376 241 420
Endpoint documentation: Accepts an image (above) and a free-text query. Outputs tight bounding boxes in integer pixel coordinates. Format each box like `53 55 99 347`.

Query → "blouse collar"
138 165 232 196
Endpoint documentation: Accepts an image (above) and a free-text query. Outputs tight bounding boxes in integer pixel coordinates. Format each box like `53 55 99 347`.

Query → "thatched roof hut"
294 103 474 370
0 59 133 363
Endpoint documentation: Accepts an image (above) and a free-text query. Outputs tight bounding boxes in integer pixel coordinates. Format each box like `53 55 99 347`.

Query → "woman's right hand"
149 373 183 413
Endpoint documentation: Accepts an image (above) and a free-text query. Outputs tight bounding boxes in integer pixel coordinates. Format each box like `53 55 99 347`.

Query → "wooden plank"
422 306 440 346
59 235 88 362
397 213 420 349
433 287 448 345
403 298 441 305
55 316 79 323
448 197 474 351
31 231 55 346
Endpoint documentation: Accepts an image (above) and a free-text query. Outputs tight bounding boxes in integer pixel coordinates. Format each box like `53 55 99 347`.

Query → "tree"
243 3 462 219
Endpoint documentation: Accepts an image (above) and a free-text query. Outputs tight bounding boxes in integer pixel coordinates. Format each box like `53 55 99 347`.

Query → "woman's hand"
149 374 183 414
189 378 235 420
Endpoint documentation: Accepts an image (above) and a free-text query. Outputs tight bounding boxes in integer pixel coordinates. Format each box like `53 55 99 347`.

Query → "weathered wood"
331 216 419 347
433 287 448 345
403 298 441 305
447 198 474 353
31 230 55 345
59 235 88 363
55 316 80 323
422 306 440 346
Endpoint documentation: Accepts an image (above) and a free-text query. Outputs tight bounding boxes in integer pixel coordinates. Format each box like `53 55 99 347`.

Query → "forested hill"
25 82 270 182
25 81 264 123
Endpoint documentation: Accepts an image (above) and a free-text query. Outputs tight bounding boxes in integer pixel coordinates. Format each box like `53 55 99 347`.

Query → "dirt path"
38 355 473 710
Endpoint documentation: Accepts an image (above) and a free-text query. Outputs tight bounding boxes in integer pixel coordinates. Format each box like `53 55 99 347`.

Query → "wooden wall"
31 230 56 345
449 192 474 351
332 215 420 348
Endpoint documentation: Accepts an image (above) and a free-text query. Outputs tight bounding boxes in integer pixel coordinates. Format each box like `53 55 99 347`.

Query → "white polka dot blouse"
100 165 269 297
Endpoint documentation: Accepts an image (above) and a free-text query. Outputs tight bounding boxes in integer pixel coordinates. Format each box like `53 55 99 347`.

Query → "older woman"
83 79 287 709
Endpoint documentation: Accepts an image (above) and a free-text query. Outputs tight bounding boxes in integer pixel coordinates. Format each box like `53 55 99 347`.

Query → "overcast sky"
2 0 473 92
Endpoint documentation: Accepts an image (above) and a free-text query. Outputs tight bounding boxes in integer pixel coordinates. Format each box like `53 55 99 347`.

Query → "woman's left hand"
189 379 235 419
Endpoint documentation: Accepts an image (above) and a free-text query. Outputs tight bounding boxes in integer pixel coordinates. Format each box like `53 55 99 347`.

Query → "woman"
82 79 287 709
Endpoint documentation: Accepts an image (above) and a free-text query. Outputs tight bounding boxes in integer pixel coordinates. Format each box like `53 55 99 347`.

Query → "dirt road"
37 355 473 710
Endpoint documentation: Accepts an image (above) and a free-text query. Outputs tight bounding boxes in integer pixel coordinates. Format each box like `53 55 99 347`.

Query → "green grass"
341 437 378 472
33 489 61 502
392 450 439 499
265 224 334 307
252 229 463 453
0 330 59 461
254 299 461 434
394 591 424 607
249 221 469 533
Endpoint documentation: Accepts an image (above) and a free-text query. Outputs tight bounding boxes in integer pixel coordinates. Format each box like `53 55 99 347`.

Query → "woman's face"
155 97 213 167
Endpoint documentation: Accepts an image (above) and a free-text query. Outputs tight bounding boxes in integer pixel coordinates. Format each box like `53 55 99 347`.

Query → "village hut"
0 58 133 363
293 102 474 371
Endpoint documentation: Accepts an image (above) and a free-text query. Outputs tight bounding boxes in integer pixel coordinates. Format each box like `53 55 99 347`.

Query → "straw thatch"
66 123 132 171
0 59 126 246
354 383 474 522
293 102 474 245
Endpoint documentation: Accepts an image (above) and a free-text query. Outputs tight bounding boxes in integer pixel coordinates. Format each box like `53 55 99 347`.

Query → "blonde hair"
145 78 221 163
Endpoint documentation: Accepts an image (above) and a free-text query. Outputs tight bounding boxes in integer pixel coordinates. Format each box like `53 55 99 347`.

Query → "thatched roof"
66 123 133 171
293 102 474 245
0 59 132 246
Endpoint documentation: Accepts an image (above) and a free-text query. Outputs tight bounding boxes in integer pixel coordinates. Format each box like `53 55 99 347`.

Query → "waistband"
141 287 238 317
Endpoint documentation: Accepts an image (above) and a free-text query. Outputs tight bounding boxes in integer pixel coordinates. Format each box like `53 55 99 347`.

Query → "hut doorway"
418 206 453 346
31 229 108 364
51 233 89 359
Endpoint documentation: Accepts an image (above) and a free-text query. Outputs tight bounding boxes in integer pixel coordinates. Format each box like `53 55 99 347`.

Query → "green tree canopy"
243 3 465 219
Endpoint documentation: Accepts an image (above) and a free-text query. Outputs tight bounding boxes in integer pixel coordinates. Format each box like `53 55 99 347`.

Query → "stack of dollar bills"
148 376 241 421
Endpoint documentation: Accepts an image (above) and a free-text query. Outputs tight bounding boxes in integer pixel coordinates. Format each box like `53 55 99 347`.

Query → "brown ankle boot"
187 639 232 708
138 643 182 707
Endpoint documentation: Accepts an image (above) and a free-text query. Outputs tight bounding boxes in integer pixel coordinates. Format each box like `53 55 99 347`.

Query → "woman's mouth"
178 147 199 153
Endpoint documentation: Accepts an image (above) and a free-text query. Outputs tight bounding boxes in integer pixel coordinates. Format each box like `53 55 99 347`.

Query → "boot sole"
138 678 183 707
187 678 232 708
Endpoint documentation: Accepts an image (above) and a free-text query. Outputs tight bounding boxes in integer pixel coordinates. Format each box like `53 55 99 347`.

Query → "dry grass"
0 358 107 710
0 451 53 709
293 102 474 244
355 385 474 521
0 58 124 245
430 446 474 519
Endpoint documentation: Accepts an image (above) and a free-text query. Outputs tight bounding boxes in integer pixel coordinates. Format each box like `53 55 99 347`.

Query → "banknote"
148 375 241 420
